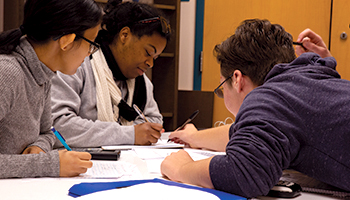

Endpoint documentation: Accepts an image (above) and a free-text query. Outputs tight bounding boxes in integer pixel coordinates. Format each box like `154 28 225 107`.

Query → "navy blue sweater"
209 53 350 198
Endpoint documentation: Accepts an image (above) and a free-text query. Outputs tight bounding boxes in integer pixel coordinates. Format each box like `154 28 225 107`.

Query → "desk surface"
0 151 343 200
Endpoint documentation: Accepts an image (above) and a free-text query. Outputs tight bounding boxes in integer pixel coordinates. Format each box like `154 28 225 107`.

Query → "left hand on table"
160 149 194 182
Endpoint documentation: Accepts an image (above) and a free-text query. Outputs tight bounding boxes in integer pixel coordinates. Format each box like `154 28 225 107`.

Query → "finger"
297 29 309 42
302 38 324 53
150 129 161 139
149 134 160 143
80 160 93 169
171 137 183 143
80 168 88 174
150 123 163 132
168 133 177 140
77 152 92 160
168 130 184 139
297 28 314 42
295 44 307 56
143 141 152 145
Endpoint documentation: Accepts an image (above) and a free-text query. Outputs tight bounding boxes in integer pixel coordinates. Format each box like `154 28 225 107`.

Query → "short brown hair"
214 19 296 86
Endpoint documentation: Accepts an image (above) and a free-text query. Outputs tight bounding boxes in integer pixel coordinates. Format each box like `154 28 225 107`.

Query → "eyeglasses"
137 16 171 34
75 34 100 54
214 73 234 98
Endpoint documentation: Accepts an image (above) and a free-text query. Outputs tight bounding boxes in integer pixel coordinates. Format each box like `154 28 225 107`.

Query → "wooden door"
202 0 332 125
330 0 350 80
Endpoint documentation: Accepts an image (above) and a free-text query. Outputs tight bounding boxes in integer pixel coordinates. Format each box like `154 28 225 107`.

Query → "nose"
145 58 154 68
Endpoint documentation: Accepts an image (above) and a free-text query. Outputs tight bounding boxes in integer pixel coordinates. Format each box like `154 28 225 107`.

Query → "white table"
0 150 342 200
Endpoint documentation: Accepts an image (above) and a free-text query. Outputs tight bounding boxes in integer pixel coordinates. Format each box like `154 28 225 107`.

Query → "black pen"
168 110 199 142
293 41 304 48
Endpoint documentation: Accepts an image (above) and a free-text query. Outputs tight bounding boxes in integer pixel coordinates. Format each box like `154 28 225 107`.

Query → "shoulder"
237 86 286 121
0 56 25 102
0 55 24 84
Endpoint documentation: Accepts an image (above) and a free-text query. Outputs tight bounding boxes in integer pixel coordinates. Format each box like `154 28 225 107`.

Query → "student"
50 0 171 148
0 0 102 178
161 19 350 198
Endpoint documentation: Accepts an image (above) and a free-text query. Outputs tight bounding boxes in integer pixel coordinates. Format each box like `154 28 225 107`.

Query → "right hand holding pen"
296 28 332 58
134 122 163 145
58 150 92 177
169 123 199 148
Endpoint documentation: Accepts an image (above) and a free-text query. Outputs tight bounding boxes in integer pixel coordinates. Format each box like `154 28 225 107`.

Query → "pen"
292 41 304 48
51 126 72 151
168 110 199 142
133 104 164 141
176 110 199 131
133 104 149 122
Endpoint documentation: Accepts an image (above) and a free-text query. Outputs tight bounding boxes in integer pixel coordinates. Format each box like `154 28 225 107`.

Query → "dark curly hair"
98 0 171 44
214 19 296 86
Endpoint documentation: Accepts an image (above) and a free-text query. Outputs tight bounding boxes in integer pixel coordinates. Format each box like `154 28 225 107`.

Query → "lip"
137 67 146 76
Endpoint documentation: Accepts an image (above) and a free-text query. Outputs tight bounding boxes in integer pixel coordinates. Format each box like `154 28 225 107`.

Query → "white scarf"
90 49 135 125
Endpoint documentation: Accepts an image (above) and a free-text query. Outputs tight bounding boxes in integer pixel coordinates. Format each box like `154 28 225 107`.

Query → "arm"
0 58 92 178
296 28 332 58
0 60 61 178
0 150 92 178
51 65 135 147
29 84 56 152
163 90 302 198
161 150 214 188
169 124 230 152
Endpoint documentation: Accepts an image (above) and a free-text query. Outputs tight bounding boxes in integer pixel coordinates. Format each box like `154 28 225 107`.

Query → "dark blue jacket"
210 53 350 198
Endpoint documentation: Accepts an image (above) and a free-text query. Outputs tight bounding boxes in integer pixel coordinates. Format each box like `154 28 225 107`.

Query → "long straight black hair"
0 0 102 54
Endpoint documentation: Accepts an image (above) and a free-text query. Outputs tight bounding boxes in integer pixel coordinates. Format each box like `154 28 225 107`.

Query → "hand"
22 146 45 154
296 28 332 58
59 150 93 177
161 150 194 182
134 122 163 145
169 123 199 148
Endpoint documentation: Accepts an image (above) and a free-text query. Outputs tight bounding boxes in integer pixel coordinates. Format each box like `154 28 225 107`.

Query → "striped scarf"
90 49 135 125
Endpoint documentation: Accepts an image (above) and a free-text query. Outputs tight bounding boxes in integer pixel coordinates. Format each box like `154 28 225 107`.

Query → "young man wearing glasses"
161 19 350 198
50 0 171 148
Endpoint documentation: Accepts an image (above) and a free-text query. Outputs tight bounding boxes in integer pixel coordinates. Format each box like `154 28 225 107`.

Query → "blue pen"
51 127 72 151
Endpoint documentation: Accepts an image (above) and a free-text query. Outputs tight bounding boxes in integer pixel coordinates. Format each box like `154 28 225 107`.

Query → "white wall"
178 0 196 90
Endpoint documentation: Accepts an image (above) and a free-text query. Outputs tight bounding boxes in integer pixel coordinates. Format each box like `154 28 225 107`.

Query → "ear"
58 34 76 51
119 27 131 44
231 70 245 93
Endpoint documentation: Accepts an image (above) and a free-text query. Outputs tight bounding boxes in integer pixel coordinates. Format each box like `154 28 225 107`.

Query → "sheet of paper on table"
101 132 184 150
79 160 142 180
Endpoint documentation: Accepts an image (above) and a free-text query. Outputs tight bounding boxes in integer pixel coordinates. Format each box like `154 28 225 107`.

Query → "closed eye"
145 49 151 57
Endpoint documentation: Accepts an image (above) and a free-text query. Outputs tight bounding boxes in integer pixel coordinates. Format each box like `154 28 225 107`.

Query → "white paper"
80 161 142 179
101 132 184 150
133 148 226 174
